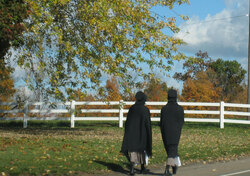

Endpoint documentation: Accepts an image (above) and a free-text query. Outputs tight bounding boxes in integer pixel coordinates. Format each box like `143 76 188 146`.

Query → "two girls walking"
121 89 184 176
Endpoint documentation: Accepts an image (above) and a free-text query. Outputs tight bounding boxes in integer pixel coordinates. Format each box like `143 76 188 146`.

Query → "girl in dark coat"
160 89 184 176
121 91 152 175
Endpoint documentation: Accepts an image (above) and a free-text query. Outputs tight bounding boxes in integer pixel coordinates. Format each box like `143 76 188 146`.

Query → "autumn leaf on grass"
40 154 50 159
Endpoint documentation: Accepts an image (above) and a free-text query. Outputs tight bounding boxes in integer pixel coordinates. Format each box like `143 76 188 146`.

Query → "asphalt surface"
92 157 250 176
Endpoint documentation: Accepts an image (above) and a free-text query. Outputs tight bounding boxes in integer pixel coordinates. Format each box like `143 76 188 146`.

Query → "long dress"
121 101 152 165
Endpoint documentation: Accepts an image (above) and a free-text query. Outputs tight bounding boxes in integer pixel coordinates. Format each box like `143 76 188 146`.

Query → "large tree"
176 51 247 103
0 0 30 101
102 77 122 101
0 61 16 102
0 0 30 59
144 77 169 101
180 70 222 118
12 0 189 101
174 50 212 81
210 58 246 102
181 70 222 103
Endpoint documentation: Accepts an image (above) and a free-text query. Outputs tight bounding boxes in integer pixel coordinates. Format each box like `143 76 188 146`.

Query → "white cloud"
175 0 248 59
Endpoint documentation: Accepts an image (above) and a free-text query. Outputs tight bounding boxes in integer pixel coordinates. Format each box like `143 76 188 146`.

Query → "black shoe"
140 164 149 174
172 166 178 174
140 168 149 174
129 164 135 175
164 165 172 176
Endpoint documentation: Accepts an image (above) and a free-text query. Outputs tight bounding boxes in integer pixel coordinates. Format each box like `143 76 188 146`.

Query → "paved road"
92 157 250 176
166 157 250 176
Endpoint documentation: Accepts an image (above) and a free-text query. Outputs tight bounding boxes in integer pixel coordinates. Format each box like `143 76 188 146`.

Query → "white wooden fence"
0 101 250 128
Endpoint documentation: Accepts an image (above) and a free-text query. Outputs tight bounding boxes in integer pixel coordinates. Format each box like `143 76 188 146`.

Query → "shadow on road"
94 160 163 175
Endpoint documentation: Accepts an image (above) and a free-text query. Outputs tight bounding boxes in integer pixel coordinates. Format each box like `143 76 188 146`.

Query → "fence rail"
1 101 250 128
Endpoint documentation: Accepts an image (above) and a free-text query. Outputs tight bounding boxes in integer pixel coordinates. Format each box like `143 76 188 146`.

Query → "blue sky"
153 0 249 90
155 0 226 22
173 0 226 19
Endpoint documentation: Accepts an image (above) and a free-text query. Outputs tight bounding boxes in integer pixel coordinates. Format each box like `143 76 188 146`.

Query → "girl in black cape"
121 91 152 175
160 89 184 176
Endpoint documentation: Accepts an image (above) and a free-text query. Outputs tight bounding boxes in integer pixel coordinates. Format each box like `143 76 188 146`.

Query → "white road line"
220 170 250 176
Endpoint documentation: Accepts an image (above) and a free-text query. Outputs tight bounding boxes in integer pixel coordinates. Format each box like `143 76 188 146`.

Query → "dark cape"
121 101 152 157
160 91 184 152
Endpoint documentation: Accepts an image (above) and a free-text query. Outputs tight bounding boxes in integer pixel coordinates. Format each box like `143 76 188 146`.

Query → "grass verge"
0 121 249 175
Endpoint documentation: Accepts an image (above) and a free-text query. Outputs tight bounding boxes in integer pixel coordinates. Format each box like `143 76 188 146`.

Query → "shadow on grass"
0 120 124 137
0 120 119 128
94 160 129 175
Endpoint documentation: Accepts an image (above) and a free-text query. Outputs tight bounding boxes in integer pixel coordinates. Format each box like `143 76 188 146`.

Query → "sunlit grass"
0 121 249 175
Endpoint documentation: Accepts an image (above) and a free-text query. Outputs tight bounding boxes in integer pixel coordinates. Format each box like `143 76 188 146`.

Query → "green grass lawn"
0 121 249 175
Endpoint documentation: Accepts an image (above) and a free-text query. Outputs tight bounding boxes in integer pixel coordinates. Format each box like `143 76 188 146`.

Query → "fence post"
119 100 124 128
220 101 224 129
23 101 29 128
70 100 75 128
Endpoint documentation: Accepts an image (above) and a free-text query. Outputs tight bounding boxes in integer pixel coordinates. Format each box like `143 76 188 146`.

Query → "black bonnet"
168 89 177 100
135 91 147 102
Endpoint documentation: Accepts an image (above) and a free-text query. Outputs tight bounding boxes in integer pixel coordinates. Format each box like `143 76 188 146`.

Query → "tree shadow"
0 120 120 130
94 160 129 175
